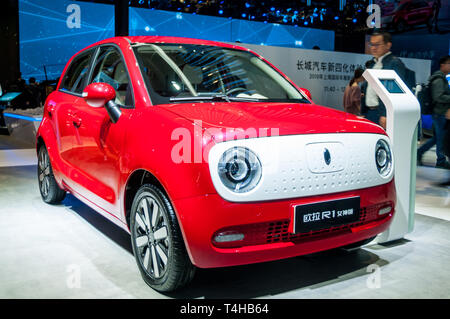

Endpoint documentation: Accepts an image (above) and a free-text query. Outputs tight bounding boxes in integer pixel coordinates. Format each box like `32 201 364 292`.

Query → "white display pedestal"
362 69 421 244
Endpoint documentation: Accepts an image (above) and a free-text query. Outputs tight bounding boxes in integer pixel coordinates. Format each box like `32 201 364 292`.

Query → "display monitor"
379 79 405 94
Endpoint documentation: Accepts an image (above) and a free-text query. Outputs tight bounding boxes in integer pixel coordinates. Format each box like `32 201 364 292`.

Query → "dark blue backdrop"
19 0 334 81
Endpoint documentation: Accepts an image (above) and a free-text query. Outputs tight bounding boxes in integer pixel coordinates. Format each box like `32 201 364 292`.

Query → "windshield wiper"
169 94 261 103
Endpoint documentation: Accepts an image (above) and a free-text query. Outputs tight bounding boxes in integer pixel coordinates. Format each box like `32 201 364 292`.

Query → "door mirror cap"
82 83 116 108
300 87 312 100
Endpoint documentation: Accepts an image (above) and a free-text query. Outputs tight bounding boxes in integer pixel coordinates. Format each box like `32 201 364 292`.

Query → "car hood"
159 102 386 138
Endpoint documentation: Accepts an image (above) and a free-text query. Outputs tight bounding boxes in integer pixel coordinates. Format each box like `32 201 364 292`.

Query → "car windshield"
133 43 310 105
394 2 409 12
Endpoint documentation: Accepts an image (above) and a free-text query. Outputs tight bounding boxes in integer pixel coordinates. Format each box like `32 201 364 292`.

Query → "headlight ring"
375 139 392 177
218 147 262 193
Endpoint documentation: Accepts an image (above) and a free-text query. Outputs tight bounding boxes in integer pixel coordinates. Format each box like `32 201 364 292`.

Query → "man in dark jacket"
362 32 407 129
417 55 450 169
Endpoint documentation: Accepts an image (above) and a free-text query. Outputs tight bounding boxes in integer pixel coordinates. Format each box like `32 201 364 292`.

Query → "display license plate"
293 197 360 234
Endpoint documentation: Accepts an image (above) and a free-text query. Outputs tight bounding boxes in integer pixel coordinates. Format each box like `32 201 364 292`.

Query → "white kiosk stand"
362 69 421 244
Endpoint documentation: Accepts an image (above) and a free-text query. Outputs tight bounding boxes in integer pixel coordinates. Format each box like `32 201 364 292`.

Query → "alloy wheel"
38 148 51 197
133 195 170 280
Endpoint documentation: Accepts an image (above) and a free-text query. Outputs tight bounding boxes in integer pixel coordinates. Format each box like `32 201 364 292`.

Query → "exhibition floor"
0 134 449 299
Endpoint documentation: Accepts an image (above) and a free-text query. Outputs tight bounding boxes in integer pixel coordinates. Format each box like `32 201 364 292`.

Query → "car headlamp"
218 147 262 193
375 139 392 177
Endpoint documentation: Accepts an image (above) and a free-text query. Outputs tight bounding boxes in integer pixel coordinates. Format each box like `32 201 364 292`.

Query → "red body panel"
37 36 397 269
173 180 395 268
390 1 433 27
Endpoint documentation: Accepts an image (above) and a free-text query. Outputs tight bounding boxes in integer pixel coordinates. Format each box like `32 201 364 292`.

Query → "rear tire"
130 184 195 292
38 145 66 204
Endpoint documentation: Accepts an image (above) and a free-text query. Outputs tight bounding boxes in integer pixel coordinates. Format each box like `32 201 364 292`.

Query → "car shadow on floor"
62 193 389 299
62 194 134 255
169 248 388 299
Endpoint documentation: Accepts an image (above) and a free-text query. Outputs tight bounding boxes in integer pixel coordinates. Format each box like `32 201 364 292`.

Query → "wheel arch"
123 169 171 229
36 135 45 155
123 168 197 267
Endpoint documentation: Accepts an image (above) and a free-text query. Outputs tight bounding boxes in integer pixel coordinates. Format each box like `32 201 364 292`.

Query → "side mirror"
82 83 121 123
300 88 312 100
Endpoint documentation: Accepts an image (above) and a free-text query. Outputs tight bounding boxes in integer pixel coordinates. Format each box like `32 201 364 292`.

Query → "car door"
68 45 134 218
54 48 95 176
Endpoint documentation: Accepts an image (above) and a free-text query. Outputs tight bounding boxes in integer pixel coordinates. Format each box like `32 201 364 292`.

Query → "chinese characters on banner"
238 43 431 109
296 60 364 94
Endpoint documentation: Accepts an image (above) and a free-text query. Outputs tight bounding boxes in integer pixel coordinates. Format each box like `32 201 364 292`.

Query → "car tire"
130 184 195 292
341 236 377 251
38 145 66 204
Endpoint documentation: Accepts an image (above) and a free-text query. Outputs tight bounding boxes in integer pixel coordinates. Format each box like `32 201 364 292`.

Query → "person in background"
361 31 407 130
431 0 441 33
417 55 450 169
343 68 364 116
26 77 41 108
442 110 450 184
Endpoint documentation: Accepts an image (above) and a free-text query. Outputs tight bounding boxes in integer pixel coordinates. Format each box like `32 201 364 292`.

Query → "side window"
61 50 93 94
418 1 428 8
89 46 133 106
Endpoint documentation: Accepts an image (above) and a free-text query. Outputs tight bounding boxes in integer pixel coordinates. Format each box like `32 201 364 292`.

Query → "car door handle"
47 102 56 117
71 115 82 128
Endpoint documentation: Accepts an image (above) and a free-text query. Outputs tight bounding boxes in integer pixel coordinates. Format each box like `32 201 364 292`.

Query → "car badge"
324 148 331 165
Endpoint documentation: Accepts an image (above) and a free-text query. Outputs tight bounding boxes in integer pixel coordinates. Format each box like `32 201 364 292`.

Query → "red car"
381 0 434 32
37 36 396 292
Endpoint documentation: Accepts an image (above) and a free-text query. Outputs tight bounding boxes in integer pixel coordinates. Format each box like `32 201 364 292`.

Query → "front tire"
38 145 66 204
130 184 195 292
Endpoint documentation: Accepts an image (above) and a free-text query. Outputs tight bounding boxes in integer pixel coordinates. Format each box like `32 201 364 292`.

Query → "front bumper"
173 180 396 268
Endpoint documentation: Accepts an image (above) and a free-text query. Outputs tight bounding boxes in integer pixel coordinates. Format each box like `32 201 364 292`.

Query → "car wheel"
38 145 66 204
130 184 195 292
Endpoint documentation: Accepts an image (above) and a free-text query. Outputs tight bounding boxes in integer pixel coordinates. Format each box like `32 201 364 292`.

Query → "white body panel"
208 133 393 203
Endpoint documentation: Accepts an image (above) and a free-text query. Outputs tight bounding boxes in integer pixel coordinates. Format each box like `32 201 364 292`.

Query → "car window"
61 49 94 94
89 46 133 106
395 2 409 11
410 1 427 9
416 1 428 8
134 44 308 105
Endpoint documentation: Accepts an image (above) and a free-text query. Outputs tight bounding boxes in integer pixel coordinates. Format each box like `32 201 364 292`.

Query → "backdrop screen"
19 0 114 81
129 7 334 51
19 1 334 81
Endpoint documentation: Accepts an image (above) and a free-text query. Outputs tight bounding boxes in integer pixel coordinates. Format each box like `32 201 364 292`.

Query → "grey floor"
0 134 449 299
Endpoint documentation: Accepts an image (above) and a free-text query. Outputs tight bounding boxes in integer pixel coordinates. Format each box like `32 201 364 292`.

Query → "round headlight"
218 147 262 193
375 139 392 177
376 148 387 167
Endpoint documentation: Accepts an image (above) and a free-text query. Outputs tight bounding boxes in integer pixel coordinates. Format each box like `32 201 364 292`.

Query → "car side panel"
37 91 77 188
65 104 131 220
120 107 217 205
